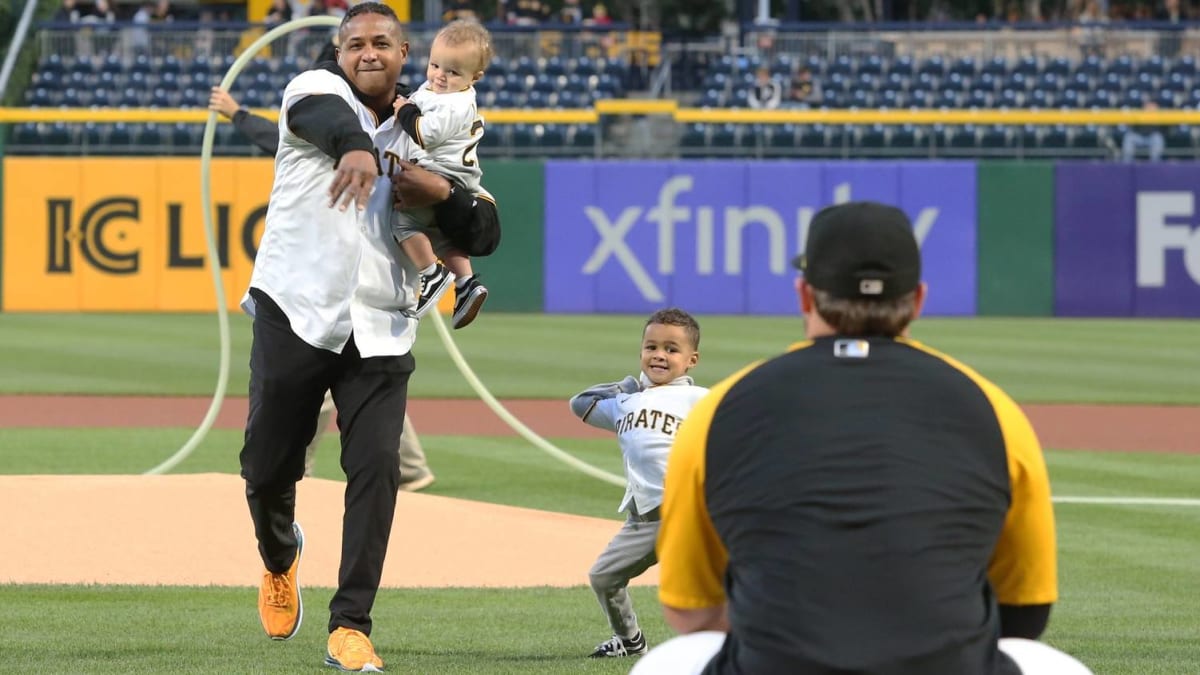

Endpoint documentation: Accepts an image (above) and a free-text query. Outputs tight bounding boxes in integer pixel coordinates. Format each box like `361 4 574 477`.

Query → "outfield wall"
2 158 1198 316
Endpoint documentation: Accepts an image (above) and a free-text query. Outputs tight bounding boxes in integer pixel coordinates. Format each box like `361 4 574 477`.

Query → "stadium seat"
709 124 737 148
889 125 919 153
1045 57 1072 77
859 55 884 76
918 56 945 78
1040 126 1069 149
857 124 887 151
767 124 797 149
1166 125 1195 150
510 124 535 147
949 56 976 78
571 124 597 151
1014 55 1040 77
1069 126 1100 150
1074 54 1103 77
1139 55 1166 78
980 56 1007 77
108 123 133 146
1107 55 1135 77
1016 125 1039 149
542 56 566 78
680 123 707 151
798 125 826 150
139 123 164 149
980 125 1009 149
889 55 914 78
945 125 977 149
539 124 567 147
827 54 854 78
1169 54 1196 78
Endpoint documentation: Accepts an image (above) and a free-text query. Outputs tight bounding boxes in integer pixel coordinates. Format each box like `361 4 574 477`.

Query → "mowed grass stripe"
1 314 1199 402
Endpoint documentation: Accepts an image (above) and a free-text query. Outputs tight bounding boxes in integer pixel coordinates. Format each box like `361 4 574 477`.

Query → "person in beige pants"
303 390 436 492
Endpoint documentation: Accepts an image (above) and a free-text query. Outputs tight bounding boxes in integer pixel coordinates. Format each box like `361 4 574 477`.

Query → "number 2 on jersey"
462 119 484 167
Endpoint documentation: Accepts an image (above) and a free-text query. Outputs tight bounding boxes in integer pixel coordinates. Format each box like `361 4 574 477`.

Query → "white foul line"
1053 496 1200 507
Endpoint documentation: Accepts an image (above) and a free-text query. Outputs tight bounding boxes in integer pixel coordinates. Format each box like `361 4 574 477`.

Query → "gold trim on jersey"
899 337 1058 606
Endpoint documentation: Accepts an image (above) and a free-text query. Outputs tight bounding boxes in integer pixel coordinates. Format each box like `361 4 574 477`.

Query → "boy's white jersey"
401 80 483 193
582 375 709 514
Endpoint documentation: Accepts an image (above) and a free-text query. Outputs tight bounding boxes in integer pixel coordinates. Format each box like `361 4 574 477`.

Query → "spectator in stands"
586 2 613 25
79 0 115 23
53 0 81 23
748 66 782 110
152 0 173 21
1074 0 1109 57
443 0 478 22
506 0 549 25
1122 100 1166 162
266 0 293 25
788 67 821 107
1156 0 1185 56
559 0 584 23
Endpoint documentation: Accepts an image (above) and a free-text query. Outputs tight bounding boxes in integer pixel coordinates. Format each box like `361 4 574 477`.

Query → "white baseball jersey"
577 374 709 514
243 68 421 358
395 80 484 194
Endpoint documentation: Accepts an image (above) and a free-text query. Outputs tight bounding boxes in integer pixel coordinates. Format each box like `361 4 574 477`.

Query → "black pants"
240 289 414 636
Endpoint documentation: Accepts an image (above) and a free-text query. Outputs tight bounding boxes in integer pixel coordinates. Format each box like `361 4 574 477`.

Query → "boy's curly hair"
645 308 700 349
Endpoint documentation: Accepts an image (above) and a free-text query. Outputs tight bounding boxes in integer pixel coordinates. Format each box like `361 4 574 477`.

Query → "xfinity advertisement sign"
544 161 978 316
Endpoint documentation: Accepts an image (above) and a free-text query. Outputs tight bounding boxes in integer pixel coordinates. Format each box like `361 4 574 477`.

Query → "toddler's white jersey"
401 80 483 193
579 374 709 515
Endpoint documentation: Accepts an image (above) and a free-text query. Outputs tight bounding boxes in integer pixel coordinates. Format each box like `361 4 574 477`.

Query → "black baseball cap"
791 201 921 300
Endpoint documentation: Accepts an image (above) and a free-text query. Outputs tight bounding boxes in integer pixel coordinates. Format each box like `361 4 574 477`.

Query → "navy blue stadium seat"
980 56 1007 77
1169 55 1196 78
107 123 133 146
767 123 797 149
945 125 976 149
827 54 854 78
25 87 53 106
997 88 1019 108
680 123 707 150
1027 89 1051 108
707 124 736 148
698 88 723 107
1074 54 1103 77
857 124 887 150
918 56 945 78
976 72 999 92
1139 55 1166 78
967 89 990 108
1059 89 1083 108
1014 55 1040 77
510 123 535 147
1045 57 1071 77
949 57 976 77
512 56 537 79
1107 55 1135 77
890 124 919 151
1164 72 1188 92
542 56 566 78
798 124 826 150
139 123 164 148
908 89 930 108
493 89 515 107
980 125 1009 149
1071 125 1101 150
1041 126 1069 149
524 90 548 108
39 54 65 76
81 122 105 146
859 54 884 76
571 124 596 150
770 54 794 78
1166 125 1194 150
888 54 912 78
539 124 566 147
171 123 198 148
1017 125 1039 149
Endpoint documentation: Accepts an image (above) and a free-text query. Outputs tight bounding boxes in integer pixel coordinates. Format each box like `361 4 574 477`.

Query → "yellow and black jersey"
658 336 1056 675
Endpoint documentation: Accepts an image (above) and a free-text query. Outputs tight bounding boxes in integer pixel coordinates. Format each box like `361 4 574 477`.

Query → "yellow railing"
2 104 1199 126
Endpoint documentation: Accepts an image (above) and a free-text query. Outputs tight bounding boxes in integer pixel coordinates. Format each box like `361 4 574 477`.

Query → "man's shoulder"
285 69 353 98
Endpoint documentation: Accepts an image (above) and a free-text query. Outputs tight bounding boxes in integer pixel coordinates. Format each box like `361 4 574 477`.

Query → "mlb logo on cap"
792 202 921 301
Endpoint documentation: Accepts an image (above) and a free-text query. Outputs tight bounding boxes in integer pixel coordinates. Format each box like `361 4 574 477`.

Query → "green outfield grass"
1 312 1198 673
0 313 1198 403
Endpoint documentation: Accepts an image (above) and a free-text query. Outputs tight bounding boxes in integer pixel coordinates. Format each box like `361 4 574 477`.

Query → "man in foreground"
636 202 1091 675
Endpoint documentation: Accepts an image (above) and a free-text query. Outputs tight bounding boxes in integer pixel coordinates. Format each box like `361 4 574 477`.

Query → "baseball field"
0 312 1197 673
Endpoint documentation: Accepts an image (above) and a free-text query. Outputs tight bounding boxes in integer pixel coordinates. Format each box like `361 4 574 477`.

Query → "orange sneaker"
257 522 303 640
325 627 385 672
